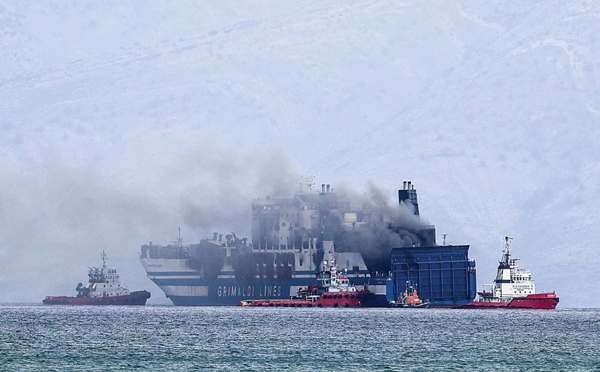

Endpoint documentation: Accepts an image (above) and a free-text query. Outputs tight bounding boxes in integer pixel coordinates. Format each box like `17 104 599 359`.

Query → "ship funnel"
398 181 420 216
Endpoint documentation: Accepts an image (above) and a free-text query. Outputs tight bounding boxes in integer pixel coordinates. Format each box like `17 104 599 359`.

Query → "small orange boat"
390 282 429 308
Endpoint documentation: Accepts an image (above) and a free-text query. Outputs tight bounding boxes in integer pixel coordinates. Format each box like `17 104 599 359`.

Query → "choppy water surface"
0 305 598 371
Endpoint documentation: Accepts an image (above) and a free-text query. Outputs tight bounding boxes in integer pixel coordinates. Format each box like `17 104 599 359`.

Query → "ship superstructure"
75 251 130 298
140 180 455 306
481 236 535 301
315 253 359 293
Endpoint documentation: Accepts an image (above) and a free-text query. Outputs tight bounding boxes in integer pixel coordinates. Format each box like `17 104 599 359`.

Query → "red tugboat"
456 237 558 309
43 251 151 305
238 254 371 307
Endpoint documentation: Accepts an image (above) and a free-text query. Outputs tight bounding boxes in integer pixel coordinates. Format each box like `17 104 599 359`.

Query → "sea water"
0 305 598 371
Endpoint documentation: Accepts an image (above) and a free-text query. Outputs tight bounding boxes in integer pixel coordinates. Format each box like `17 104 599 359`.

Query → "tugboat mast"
500 236 512 265
504 236 512 254
101 250 107 271
176 226 183 246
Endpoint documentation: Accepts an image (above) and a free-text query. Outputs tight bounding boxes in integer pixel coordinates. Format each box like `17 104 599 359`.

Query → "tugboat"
390 282 429 308
456 237 558 309
238 253 372 307
43 251 151 305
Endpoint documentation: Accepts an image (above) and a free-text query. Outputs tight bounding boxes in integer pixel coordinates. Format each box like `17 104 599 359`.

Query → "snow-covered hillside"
1 1 598 307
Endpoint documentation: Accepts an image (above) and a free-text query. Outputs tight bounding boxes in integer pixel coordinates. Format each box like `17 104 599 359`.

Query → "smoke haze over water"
0 143 304 302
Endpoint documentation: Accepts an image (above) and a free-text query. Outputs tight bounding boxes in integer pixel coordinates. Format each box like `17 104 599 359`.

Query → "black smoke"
333 182 434 273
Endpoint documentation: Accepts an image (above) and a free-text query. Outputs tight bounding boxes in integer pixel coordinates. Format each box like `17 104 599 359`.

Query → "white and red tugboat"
238 252 372 307
43 251 151 305
456 237 558 309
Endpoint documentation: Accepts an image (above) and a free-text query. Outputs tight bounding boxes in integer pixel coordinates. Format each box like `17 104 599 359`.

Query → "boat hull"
43 290 151 306
238 290 372 307
454 292 559 309
390 303 430 308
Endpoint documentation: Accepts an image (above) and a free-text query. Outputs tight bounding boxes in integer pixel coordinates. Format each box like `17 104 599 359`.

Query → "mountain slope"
0 1 598 307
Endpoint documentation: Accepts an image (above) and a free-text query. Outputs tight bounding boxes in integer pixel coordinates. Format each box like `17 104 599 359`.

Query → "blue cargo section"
390 245 476 306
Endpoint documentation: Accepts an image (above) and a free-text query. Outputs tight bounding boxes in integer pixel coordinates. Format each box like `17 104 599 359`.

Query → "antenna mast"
177 226 183 246
504 236 512 254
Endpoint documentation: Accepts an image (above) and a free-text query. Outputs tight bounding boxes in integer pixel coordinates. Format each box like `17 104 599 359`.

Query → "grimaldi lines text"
218 285 282 298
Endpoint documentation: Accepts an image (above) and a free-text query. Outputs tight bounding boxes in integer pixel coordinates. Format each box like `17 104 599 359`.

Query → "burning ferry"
140 180 472 306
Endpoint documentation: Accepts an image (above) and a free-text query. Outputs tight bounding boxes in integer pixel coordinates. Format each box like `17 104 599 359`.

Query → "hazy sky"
1 1 599 307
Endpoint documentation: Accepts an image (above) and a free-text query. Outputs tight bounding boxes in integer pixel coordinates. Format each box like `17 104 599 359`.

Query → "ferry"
140 180 476 307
